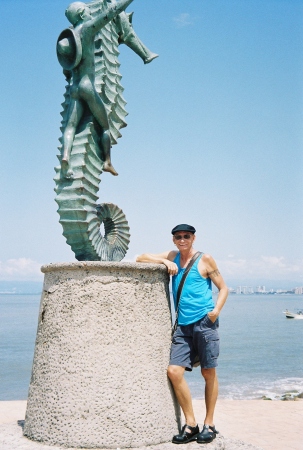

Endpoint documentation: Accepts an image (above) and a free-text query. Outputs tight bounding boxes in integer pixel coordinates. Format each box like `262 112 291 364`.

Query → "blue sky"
0 0 302 287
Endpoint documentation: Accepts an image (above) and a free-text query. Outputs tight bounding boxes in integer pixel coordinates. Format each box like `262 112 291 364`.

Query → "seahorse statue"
54 0 158 261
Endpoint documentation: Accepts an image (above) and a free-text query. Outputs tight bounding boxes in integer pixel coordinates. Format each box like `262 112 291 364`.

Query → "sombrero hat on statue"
57 27 82 71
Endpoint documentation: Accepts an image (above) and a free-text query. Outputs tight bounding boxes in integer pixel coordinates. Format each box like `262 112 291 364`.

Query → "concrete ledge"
41 262 167 273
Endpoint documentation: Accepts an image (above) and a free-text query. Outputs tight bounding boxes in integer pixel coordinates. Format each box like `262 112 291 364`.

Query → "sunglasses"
174 234 192 240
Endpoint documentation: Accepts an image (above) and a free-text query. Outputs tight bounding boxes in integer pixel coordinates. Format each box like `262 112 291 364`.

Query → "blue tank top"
172 252 214 326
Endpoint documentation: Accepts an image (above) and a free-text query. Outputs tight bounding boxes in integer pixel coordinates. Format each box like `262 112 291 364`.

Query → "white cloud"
0 258 43 281
260 256 286 268
173 13 193 28
123 254 138 262
1 255 300 284
217 255 303 282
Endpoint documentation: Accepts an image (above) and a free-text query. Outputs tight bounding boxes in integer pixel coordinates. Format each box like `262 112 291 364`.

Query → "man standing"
136 224 228 444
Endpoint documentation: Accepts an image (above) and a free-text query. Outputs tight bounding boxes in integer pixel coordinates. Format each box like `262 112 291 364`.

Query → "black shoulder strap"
172 251 203 335
176 251 203 309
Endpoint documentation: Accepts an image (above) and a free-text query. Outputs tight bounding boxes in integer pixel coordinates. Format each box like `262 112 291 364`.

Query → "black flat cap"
171 224 196 235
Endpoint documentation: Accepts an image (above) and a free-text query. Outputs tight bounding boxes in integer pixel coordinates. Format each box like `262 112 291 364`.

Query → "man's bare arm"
136 251 178 275
201 254 228 322
207 269 221 277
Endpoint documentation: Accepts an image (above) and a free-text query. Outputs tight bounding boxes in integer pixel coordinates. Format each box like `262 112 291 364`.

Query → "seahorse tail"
54 122 130 261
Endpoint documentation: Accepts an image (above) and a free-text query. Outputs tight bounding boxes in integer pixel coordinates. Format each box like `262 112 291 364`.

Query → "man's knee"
167 365 185 384
201 367 216 381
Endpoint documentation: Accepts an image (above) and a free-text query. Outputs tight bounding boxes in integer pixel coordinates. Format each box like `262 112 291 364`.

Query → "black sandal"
172 424 200 444
197 424 218 443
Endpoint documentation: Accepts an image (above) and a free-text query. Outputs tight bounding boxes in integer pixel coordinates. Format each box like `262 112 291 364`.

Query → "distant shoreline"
0 292 41 295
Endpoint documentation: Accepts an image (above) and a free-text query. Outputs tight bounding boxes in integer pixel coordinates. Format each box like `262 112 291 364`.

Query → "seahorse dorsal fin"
127 12 134 23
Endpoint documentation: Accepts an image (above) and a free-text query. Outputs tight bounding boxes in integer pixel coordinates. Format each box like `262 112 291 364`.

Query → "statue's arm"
85 0 133 34
115 11 159 64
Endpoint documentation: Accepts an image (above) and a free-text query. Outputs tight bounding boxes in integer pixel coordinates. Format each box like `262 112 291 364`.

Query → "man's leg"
167 365 196 427
62 98 83 164
82 84 118 176
201 367 218 426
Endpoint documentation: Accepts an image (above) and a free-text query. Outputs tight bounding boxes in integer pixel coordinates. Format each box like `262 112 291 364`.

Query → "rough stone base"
24 263 180 448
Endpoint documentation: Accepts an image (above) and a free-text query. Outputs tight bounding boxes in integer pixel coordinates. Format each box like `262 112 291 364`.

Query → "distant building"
236 286 242 294
236 286 254 294
256 285 266 293
243 286 254 294
229 285 301 294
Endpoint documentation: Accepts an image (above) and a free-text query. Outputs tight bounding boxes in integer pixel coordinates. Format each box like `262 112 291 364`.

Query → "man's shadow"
17 419 24 430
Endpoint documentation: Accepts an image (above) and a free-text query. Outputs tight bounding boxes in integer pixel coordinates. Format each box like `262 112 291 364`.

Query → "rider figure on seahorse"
57 0 158 179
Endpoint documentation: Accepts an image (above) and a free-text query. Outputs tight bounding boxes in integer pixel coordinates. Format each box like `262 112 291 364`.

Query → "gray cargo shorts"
169 313 220 371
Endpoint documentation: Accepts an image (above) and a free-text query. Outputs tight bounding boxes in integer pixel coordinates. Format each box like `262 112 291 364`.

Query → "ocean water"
0 293 302 400
185 294 303 399
0 294 41 401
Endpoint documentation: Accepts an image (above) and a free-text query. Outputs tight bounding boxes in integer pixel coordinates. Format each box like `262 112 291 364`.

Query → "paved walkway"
1 399 302 450
193 399 303 450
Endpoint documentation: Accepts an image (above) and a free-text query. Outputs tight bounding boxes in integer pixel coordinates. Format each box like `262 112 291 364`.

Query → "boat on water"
283 309 303 319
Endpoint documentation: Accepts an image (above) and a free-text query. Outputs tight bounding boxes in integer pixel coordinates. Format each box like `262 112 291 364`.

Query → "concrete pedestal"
24 262 180 448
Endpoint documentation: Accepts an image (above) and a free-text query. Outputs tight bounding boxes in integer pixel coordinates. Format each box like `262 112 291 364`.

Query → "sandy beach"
0 399 302 450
